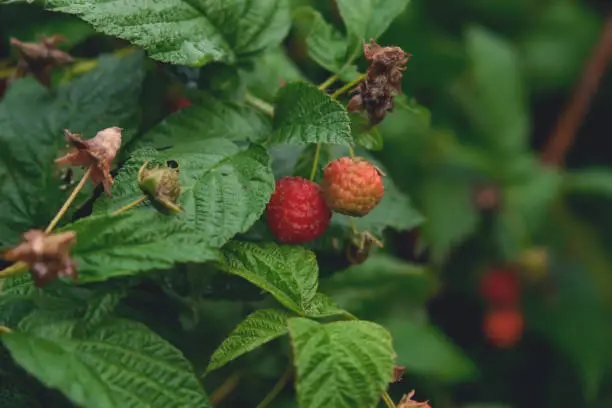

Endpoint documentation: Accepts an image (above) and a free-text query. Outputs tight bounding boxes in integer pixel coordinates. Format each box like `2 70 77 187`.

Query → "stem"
541 11 612 166
0 325 12 334
45 167 92 234
245 92 274 117
331 74 367 99
111 196 147 216
0 262 26 279
309 143 322 181
382 391 396 408
318 74 339 91
1 47 135 80
348 145 356 157
209 372 241 406
255 365 293 408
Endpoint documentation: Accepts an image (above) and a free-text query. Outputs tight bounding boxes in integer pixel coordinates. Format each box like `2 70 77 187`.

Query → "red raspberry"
321 157 384 217
170 96 192 112
483 307 524 348
266 177 331 244
479 268 520 306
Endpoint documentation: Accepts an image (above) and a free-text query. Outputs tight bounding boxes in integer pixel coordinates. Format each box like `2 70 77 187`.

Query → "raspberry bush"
1 1 612 407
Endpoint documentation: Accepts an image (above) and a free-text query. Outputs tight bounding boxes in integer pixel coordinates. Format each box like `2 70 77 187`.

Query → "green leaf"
1 317 211 407
240 46 306 102
217 241 318 314
335 0 410 53
564 167 612 198
420 176 479 263
271 82 352 146
42 0 291 67
207 308 293 373
454 25 528 157
59 211 219 282
127 93 271 153
293 7 358 81
95 141 275 247
383 318 477 382
321 254 432 314
351 114 383 151
0 51 145 245
303 293 347 318
288 318 395 408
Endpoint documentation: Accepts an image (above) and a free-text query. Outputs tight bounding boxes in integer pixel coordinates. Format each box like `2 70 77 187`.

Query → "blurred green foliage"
2 0 612 407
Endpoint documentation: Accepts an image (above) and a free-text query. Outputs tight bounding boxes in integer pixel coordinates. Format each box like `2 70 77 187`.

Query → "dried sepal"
137 160 182 213
346 230 384 265
396 390 430 408
350 39 410 126
390 365 406 383
55 127 123 196
9 35 75 88
3 230 77 287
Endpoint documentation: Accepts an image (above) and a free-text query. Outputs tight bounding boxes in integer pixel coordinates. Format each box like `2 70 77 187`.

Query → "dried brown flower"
3 230 77 287
396 390 430 408
349 39 411 126
55 127 123 197
137 160 182 213
9 35 75 87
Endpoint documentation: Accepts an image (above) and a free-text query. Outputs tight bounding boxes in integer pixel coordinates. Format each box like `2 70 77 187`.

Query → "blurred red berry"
479 268 520 306
483 307 524 348
169 96 192 113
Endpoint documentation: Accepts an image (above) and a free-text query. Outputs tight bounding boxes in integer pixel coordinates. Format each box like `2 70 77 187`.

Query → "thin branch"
255 365 293 408
209 372 242 406
541 11 612 166
45 167 92 233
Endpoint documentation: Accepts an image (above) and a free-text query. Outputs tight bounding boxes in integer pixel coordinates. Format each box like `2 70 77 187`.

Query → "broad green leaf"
1 317 211 407
127 93 271 153
217 241 318 314
335 0 410 53
293 7 358 81
271 82 352 146
240 46 306 102
454 25 528 157
420 176 479 263
41 0 291 66
95 140 275 247
564 167 612 198
207 308 293 373
303 293 348 318
383 318 477 382
288 318 395 408
352 114 383 151
0 51 145 245
321 254 432 314
58 211 220 282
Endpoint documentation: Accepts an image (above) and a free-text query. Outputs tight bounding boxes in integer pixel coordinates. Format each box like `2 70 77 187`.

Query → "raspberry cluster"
265 157 385 244
478 268 524 348
348 40 411 126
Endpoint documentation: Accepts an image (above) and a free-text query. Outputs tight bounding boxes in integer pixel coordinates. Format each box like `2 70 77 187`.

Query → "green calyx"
137 161 182 213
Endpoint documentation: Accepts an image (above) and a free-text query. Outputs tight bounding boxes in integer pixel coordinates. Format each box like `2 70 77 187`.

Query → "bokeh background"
2 0 612 407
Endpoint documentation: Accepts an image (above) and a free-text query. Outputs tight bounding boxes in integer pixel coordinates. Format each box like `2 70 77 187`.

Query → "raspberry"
479 268 520 306
266 177 331 244
170 96 192 112
321 157 384 217
483 307 524 348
